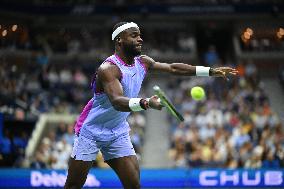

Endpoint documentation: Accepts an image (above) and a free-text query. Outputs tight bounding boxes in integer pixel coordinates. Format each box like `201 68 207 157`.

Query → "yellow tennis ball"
190 86 205 101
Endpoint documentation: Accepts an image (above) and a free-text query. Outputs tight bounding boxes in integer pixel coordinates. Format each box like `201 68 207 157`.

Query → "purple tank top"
74 54 147 141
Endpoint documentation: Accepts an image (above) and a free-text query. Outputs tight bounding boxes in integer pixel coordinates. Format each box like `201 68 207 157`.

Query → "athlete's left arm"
140 55 238 79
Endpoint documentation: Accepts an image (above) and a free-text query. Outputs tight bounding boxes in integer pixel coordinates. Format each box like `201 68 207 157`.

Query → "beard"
122 42 141 57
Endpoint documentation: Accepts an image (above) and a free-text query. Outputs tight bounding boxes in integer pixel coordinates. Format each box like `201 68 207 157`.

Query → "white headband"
112 22 139 41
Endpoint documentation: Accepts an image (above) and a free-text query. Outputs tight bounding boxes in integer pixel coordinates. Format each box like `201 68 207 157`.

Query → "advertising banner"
0 169 283 188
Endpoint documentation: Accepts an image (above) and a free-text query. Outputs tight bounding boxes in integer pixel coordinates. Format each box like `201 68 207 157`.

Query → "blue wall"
0 113 3 140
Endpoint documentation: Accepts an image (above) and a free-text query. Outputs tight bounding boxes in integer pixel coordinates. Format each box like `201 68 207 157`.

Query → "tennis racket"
153 85 184 122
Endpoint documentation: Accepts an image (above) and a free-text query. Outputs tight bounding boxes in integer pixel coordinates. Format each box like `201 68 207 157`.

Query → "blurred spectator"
30 151 47 169
56 122 67 140
50 139 72 169
0 130 13 167
262 150 280 168
128 112 147 159
36 52 49 66
178 35 195 53
63 124 75 146
48 67 60 86
244 146 263 168
12 131 28 167
245 62 257 77
74 68 88 87
60 67 73 85
204 45 219 66
169 138 187 168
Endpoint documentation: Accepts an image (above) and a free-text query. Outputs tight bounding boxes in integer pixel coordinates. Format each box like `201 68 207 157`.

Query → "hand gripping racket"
153 85 184 122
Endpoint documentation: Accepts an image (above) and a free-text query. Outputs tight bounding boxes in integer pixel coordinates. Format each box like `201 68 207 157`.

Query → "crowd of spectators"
28 123 78 169
0 52 147 167
0 22 283 169
0 94 146 169
240 37 284 52
3 24 284 61
0 21 153 168
239 28 284 53
167 61 284 168
0 25 194 59
0 57 147 168
0 58 95 120
25 111 146 169
0 36 95 166
127 112 147 160
0 129 28 167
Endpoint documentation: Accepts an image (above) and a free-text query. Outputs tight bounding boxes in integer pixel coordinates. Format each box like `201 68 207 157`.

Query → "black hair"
113 22 128 41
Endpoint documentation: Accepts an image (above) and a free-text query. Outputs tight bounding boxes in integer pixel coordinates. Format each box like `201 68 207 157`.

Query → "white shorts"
71 132 136 161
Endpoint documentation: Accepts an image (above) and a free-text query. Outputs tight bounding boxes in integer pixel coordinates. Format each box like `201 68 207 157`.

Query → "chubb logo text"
199 170 283 186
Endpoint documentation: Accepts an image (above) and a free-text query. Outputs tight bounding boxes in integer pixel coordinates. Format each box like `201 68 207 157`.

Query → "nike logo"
81 152 98 155
132 73 136 77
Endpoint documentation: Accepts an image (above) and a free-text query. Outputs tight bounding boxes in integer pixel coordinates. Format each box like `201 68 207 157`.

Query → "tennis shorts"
71 132 136 161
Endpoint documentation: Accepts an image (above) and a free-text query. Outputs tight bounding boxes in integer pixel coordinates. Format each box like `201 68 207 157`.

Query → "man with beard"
64 22 238 189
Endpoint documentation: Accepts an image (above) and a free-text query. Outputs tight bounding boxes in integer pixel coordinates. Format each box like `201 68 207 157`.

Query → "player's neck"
115 51 135 65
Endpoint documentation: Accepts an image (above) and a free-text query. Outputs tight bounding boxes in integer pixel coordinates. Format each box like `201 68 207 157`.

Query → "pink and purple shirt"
74 54 147 141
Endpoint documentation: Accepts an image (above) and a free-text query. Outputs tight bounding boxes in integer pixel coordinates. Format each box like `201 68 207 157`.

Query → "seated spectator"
50 139 72 169
0 130 13 167
63 124 75 146
204 45 219 67
30 151 47 169
262 150 280 168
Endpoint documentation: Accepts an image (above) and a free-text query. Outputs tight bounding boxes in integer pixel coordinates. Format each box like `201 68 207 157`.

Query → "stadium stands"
167 61 284 168
25 112 146 169
0 6 283 170
0 26 194 60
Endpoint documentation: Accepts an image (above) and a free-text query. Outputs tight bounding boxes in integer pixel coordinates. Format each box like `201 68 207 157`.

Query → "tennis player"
64 22 238 189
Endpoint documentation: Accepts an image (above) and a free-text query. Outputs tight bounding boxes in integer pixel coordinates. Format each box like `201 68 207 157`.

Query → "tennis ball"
190 86 205 101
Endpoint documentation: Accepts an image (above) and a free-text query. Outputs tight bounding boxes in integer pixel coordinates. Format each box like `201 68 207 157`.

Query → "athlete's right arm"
96 62 132 112
97 62 162 112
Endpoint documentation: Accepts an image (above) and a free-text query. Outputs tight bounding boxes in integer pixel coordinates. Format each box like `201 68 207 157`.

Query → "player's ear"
116 37 122 45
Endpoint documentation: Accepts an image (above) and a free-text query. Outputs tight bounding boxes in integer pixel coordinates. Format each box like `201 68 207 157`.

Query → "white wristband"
129 98 144 111
196 66 210 76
